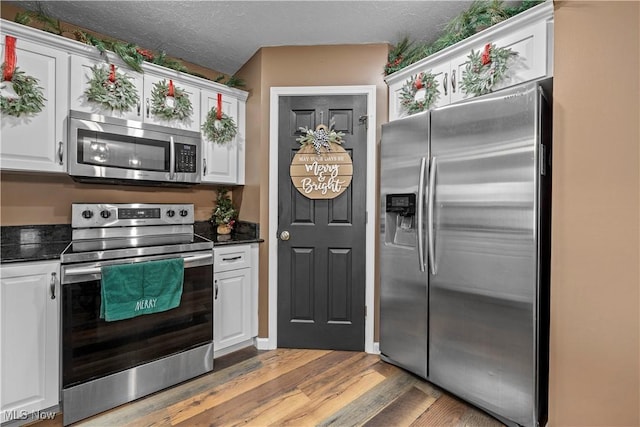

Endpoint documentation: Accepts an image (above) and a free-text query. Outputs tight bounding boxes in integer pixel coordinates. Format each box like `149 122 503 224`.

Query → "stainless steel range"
60 203 214 425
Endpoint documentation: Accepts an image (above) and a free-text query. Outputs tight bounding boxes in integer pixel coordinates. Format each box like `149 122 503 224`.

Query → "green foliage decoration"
202 108 238 145
460 43 518 96
212 188 238 227
0 65 46 117
384 0 543 75
296 122 345 154
13 9 244 86
150 79 193 121
84 65 139 112
399 71 440 114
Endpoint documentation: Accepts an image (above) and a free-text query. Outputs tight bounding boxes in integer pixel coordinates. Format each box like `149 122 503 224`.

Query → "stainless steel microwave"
67 110 201 186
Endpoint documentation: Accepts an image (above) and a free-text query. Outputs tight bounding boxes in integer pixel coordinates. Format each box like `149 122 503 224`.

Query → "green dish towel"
100 258 184 322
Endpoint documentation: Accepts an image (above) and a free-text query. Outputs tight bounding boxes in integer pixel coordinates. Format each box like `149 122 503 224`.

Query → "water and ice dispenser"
384 193 417 247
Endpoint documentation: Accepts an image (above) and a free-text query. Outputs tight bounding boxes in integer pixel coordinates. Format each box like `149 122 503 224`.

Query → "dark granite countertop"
1 221 262 264
1 224 72 264
194 221 264 246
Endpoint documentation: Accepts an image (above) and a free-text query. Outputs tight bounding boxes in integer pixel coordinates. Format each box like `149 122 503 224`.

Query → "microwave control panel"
175 143 197 173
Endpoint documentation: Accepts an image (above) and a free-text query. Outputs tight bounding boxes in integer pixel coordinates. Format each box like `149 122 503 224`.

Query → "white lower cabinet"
213 244 258 356
0 261 60 422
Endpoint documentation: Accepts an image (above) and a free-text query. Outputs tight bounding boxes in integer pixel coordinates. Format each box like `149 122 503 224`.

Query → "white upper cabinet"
70 53 144 121
142 71 201 132
0 26 69 173
1 18 249 183
386 1 553 121
200 89 247 184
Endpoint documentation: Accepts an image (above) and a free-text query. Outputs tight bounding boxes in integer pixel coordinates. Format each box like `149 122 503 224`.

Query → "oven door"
60 251 213 389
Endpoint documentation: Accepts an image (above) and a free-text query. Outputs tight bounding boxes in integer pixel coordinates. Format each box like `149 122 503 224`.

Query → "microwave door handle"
169 136 176 180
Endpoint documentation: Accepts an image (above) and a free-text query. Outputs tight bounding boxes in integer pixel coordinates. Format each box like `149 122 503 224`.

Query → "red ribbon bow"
216 93 222 120
168 79 175 97
481 43 492 66
3 35 17 82
414 73 424 90
108 64 116 83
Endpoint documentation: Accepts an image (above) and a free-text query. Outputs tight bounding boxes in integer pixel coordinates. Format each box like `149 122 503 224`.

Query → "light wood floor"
33 347 505 427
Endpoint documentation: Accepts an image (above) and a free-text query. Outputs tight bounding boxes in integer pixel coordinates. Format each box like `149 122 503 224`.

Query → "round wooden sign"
290 143 353 199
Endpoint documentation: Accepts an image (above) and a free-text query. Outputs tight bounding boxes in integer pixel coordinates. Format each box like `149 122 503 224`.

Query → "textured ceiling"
8 1 483 75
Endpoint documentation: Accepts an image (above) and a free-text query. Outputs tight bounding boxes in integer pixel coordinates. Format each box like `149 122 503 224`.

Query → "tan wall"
549 1 640 425
236 44 388 337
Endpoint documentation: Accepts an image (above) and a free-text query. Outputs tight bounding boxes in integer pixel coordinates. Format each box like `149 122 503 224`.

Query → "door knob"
280 230 290 241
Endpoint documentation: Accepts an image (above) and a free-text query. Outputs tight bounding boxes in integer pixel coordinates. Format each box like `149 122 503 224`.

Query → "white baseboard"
255 337 276 350
372 341 380 354
213 339 256 359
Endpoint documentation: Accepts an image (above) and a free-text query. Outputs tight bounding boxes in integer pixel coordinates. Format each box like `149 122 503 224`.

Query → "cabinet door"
214 268 252 350
69 54 143 120
200 91 239 184
490 20 549 92
0 37 68 173
0 261 59 420
142 73 201 132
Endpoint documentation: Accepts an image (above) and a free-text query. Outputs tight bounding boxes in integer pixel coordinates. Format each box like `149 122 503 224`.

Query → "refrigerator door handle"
417 157 427 272
427 156 437 275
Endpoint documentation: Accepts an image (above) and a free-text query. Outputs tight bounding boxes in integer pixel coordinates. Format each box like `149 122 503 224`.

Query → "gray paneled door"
277 95 367 351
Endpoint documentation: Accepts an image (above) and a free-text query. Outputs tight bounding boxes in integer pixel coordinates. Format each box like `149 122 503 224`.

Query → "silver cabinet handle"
214 280 218 300
50 272 57 299
443 73 448 96
146 98 150 118
58 141 64 165
280 231 290 241
427 156 437 275
451 70 456 93
203 158 207 175
417 157 427 272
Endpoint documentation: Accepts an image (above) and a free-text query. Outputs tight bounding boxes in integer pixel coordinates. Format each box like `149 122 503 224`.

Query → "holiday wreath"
399 71 440 114
296 123 345 154
202 94 237 145
461 43 518 97
84 64 139 112
1 36 45 117
0 65 46 117
150 79 193 121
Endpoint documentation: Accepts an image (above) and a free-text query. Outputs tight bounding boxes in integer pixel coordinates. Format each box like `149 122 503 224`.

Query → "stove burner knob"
81 210 93 219
179 209 188 217
166 210 176 218
100 210 111 219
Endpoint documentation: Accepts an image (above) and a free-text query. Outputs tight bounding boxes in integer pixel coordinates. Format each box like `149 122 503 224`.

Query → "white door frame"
264 85 377 353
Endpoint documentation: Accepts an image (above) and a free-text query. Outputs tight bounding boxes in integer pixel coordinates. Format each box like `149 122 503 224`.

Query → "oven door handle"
64 253 214 277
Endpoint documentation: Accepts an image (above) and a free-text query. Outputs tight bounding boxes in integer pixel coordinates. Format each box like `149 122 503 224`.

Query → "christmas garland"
461 43 518 97
399 71 440 114
0 65 46 117
296 123 345 154
202 107 238 145
84 64 139 112
150 79 193 121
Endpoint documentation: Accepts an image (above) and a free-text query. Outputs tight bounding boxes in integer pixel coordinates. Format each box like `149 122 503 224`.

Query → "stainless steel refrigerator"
379 80 551 427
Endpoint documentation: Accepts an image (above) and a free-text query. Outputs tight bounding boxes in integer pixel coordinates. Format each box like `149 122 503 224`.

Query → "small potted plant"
212 188 237 235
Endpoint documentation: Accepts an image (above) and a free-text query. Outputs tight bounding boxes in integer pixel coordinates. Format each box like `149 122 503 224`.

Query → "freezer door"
428 83 541 426
379 111 429 379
